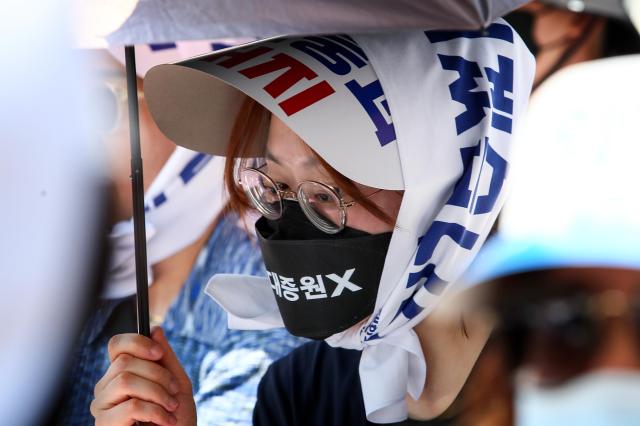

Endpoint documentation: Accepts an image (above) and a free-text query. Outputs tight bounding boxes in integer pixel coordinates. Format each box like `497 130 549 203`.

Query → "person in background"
451 5 640 423
0 5 107 424
452 52 640 426
57 46 304 425
505 0 640 89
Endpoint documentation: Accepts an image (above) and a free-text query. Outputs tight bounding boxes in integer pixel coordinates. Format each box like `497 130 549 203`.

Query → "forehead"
266 114 308 155
265 115 321 165
265 115 339 184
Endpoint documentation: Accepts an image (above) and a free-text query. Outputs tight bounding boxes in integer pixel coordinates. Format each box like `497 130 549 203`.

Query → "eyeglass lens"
298 181 344 232
240 168 282 220
240 168 346 233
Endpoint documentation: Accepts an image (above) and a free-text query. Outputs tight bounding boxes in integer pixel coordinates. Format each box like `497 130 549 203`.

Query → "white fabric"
627 0 640 32
1 1 107 424
207 23 534 422
500 55 640 244
104 147 226 299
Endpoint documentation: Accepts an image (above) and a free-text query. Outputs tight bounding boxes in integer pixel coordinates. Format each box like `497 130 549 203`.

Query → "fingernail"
169 414 177 425
149 345 163 357
168 397 179 410
169 378 180 394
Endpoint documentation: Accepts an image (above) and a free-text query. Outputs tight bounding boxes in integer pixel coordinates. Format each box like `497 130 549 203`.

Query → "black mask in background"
256 201 392 340
505 10 600 91
505 11 539 57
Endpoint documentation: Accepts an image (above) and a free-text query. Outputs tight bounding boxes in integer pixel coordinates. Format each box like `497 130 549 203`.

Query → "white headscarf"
205 22 535 422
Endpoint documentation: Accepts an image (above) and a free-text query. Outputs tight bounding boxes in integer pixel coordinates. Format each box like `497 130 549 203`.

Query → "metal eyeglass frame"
240 166 360 234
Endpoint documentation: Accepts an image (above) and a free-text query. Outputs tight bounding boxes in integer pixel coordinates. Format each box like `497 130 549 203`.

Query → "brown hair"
223 96 394 224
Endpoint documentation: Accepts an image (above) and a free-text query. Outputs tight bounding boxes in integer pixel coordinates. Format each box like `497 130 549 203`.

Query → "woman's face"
264 114 402 234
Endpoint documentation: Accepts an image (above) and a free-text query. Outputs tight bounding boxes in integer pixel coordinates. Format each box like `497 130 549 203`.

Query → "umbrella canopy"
106 0 531 45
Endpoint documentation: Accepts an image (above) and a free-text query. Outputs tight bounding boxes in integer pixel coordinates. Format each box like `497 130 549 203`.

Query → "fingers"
93 370 180 413
151 327 193 392
93 398 177 426
93 329 197 426
95 352 179 397
107 333 164 363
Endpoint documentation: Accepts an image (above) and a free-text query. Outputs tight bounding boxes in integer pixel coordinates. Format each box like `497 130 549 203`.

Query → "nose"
280 189 298 202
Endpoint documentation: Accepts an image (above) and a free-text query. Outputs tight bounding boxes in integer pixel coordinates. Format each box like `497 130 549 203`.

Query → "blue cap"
466 230 640 286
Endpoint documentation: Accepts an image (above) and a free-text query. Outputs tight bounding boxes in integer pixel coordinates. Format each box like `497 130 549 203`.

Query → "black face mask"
505 10 599 91
505 11 539 57
256 201 392 340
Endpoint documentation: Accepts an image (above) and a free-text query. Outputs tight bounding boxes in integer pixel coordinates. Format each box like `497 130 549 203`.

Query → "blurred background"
2 1 639 425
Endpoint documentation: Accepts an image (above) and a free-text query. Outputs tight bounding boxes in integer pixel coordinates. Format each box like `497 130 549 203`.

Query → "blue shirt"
58 213 305 425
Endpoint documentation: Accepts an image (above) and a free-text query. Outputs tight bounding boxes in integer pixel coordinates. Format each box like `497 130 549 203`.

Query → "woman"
92 25 535 425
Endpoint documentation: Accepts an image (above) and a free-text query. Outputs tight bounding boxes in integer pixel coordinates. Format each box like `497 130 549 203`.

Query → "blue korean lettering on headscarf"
289 35 397 147
433 28 515 135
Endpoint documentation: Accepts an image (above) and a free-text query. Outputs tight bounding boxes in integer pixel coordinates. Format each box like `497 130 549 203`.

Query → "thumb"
151 327 192 391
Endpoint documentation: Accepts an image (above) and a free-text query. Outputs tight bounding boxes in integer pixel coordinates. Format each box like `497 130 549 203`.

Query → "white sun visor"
144 35 404 190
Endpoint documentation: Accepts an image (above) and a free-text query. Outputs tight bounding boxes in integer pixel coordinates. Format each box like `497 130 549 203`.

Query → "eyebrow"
265 149 319 168
265 149 282 166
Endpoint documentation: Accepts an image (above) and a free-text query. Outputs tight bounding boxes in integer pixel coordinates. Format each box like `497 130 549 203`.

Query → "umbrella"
109 0 532 45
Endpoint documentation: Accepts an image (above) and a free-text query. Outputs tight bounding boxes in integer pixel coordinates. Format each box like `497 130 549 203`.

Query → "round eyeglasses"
240 167 369 234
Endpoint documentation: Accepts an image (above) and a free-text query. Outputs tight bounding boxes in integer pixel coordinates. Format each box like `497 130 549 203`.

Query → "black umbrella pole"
125 45 151 338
